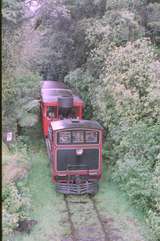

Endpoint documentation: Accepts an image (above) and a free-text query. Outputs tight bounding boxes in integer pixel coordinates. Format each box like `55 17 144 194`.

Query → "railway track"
64 194 110 241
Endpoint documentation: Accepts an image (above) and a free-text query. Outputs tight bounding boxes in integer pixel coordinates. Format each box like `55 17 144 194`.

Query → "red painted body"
40 81 103 194
40 81 84 137
49 127 103 183
41 101 84 137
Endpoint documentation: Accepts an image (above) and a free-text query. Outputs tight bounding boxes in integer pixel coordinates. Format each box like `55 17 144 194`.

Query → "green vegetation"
63 3 160 240
96 180 153 241
2 0 160 240
14 149 69 241
2 182 31 237
2 141 31 239
8 142 154 241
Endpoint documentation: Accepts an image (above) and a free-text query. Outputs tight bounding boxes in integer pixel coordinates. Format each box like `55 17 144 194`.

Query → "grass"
9 124 154 241
95 164 154 241
13 146 70 241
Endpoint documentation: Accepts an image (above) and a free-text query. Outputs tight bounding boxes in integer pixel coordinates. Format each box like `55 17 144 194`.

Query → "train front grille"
57 149 99 171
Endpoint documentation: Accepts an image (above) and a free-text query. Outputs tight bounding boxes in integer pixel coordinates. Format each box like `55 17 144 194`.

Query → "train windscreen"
57 149 99 171
57 130 99 144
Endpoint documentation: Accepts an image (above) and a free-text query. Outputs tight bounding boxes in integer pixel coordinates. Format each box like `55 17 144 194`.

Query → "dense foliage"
2 1 39 239
2 0 41 135
63 1 160 240
2 0 160 240
2 182 31 236
111 123 160 239
2 141 31 238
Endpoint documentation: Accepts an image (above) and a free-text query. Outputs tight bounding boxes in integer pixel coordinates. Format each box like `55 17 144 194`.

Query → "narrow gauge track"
64 195 77 241
64 194 110 241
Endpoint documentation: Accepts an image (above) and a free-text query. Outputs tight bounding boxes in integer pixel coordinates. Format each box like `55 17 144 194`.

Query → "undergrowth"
2 141 32 240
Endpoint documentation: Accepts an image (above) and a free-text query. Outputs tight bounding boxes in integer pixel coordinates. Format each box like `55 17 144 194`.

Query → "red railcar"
40 80 103 194
40 81 84 137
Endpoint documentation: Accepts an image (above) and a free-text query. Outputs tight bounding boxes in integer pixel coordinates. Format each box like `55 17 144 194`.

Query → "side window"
58 107 77 119
47 106 57 118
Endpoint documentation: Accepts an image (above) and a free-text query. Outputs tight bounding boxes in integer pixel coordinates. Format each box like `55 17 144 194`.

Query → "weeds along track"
64 194 110 241
64 195 78 241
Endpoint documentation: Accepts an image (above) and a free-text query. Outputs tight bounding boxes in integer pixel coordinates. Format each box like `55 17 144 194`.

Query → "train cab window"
58 108 76 119
47 106 57 119
57 130 99 145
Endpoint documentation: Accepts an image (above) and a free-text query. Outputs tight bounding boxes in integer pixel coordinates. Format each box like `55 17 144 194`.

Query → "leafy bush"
91 39 160 239
2 182 31 236
64 68 94 119
65 37 160 240
146 3 160 44
105 0 145 10
148 157 160 240
2 139 32 238
2 71 40 135
95 39 160 127
111 123 160 206
110 122 160 239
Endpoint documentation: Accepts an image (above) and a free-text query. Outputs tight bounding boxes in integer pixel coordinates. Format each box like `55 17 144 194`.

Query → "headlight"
58 131 71 144
85 131 98 143
76 149 83 155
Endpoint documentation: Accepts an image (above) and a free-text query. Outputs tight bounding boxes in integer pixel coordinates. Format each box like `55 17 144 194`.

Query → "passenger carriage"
40 80 84 137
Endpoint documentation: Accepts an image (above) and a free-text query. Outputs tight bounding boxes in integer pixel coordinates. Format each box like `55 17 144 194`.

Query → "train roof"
41 89 72 98
41 94 83 104
41 80 84 104
51 119 103 131
41 80 69 89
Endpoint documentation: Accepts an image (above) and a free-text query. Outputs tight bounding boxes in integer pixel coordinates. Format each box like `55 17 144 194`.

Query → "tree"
2 0 40 136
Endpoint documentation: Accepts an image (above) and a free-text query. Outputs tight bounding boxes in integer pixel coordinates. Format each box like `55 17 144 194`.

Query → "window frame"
47 106 58 118
57 130 99 145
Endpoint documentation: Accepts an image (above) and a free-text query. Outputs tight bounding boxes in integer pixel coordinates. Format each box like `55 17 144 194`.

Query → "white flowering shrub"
95 39 160 127
93 39 160 240
65 38 160 239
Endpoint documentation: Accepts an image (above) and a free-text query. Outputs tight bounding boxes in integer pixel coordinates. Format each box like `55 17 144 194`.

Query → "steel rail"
63 194 110 241
89 195 110 241
64 194 78 241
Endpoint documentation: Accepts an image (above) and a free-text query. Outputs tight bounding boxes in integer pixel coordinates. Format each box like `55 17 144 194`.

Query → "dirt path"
12 144 153 241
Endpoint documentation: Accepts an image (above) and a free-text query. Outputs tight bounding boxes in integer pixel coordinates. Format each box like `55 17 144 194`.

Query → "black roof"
51 119 103 131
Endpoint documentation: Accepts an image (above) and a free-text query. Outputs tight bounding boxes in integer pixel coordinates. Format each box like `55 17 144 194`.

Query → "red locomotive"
40 80 103 194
